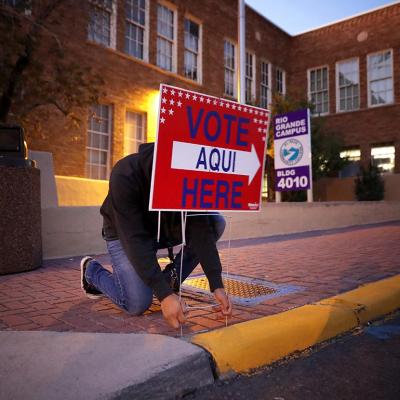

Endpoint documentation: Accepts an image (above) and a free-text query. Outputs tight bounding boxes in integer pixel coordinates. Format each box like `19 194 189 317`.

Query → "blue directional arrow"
283 147 300 161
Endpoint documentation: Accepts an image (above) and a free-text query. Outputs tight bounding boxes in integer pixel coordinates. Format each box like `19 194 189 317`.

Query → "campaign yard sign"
273 109 312 192
150 84 271 211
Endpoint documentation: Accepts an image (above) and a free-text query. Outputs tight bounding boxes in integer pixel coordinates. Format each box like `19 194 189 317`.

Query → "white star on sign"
163 88 168 94
162 98 167 104
258 127 262 132
185 93 190 99
238 106 242 111
170 89 176 96
169 99 175 105
178 91 183 97
206 98 211 104
161 107 166 113
226 103 230 108
200 96 204 102
243 107 247 112
213 100 217 105
249 109 253 114
255 110 259 115
177 101 182 107
219 101 224 106
192 94 198 101
160 117 165 123
232 104 236 110
169 109 174 115
259 112 264 116
254 118 258 123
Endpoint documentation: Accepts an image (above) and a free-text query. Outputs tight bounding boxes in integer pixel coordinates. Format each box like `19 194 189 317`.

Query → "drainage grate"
182 274 303 306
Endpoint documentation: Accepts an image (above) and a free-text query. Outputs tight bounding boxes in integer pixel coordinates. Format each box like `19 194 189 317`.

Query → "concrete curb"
0 332 214 400
191 275 400 376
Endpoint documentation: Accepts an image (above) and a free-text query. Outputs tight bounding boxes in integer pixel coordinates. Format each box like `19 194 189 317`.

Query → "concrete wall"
28 150 58 208
222 201 400 241
55 176 108 206
49 173 400 208
42 202 400 259
314 174 400 202
42 207 106 259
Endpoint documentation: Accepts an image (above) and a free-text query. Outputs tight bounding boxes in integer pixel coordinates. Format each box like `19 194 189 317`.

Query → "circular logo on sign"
280 139 303 166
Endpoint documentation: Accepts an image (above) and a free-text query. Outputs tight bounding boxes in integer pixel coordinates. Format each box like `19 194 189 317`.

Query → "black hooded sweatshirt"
100 143 223 301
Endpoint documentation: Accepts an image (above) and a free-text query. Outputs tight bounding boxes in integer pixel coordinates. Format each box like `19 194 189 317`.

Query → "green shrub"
355 165 385 201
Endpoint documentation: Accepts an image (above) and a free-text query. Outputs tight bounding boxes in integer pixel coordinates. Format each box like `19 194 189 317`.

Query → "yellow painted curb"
319 275 400 324
191 275 400 375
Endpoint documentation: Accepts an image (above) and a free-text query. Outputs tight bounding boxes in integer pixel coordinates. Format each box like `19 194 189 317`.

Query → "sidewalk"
1 222 400 399
1 222 400 336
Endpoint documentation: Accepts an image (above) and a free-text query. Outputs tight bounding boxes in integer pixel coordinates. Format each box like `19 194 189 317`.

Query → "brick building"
5 0 400 201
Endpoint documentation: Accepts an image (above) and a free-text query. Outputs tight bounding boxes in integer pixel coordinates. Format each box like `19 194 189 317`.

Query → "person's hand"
161 293 186 329
213 288 232 317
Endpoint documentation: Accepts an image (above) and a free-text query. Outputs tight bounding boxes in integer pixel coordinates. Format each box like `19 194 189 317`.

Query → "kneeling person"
80 143 232 329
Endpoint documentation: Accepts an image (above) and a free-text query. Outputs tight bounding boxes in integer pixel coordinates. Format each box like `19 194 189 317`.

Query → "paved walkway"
1 222 399 337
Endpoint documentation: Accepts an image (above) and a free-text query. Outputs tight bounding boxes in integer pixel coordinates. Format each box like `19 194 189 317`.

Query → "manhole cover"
182 274 303 305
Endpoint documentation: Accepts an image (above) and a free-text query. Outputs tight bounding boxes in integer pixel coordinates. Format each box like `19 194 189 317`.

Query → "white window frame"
224 39 237 98
308 65 329 115
88 0 117 49
183 14 202 83
367 49 394 108
245 51 256 104
156 1 177 73
260 60 272 109
125 0 149 62
336 58 360 113
124 110 146 156
86 104 112 180
276 67 286 96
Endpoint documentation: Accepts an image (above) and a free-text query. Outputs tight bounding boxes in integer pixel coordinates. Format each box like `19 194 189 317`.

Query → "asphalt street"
185 312 400 400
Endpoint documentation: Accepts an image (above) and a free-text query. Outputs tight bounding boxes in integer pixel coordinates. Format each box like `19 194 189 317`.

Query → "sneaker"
80 256 103 299
162 263 180 293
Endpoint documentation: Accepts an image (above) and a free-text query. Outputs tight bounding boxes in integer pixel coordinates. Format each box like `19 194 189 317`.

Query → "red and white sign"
150 84 271 211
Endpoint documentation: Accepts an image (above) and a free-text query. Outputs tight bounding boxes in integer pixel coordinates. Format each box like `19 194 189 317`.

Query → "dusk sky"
245 0 399 34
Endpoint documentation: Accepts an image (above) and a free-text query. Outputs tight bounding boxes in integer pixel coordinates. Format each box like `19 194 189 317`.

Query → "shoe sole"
80 256 103 300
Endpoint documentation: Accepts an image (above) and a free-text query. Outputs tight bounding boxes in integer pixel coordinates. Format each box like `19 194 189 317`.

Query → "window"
340 149 361 163
245 52 255 104
125 0 148 61
276 68 286 95
88 0 116 48
340 148 361 177
224 40 236 97
337 59 359 112
157 3 176 72
125 111 146 156
371 145 395 173
308 66 329 114
260 61 271 109
184 18 201 82
86 104 112 180
368 50 394 107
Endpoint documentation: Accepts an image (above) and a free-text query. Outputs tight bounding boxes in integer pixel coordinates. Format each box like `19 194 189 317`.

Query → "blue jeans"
85 214 226 315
